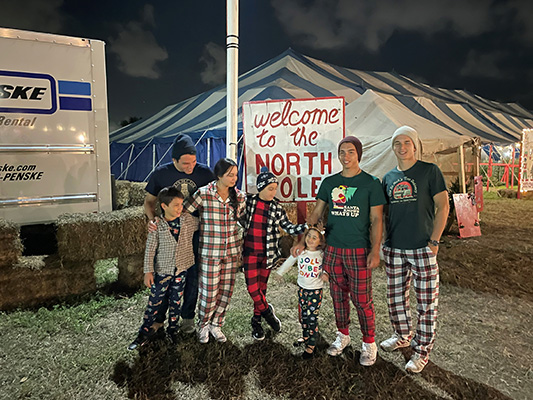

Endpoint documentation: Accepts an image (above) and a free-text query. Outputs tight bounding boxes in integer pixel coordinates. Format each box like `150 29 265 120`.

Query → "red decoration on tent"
453 193 481 238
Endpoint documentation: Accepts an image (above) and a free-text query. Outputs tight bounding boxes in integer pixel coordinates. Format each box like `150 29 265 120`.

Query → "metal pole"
226 0 239 161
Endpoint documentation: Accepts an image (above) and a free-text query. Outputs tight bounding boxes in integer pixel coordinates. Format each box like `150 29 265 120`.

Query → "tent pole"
459 144 466 193
226 0 239 161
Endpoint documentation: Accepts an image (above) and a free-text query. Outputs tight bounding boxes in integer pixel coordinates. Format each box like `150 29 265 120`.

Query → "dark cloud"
108 5 168 79
1 0 65 33
199 42 226 85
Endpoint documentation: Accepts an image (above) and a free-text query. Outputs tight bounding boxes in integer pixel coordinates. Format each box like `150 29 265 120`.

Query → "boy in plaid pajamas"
185 158 246 344
128 186 198 350
293 136 386 366
240 168 307 341
380 126 449 373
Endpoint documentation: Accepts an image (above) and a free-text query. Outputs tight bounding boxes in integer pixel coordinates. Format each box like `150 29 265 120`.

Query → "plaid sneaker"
380 333 411 352
360 342 377 366
209 324 227 343
405 353 429 373
327 331 351 356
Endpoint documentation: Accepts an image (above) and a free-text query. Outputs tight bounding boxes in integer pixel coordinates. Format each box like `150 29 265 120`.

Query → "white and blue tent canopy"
110 48 533 182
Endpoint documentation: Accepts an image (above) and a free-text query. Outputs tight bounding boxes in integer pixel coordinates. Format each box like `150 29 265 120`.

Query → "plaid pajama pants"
323 245 375 343
140 271 187 335
382 246 439 358
243 254 271 315
197 255 240 328
298 287 323 347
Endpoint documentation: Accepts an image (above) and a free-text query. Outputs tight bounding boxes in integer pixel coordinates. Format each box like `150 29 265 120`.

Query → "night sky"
2 0 532 131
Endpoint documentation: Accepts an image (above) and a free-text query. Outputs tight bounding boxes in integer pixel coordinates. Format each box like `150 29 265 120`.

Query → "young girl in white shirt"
277 227 327 359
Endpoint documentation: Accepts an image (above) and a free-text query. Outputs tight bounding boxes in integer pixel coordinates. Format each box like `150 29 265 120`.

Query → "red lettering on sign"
280 176 292 198
271 153 284 175
311 176 321 198
256 129 276 148
286 153 301 175
321 152 332 174
303 152 318 174
297 177 308 199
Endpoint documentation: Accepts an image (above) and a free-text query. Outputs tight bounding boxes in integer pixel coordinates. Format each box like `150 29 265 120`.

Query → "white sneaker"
327 331 351 356
360 342 378 366
209 324 227 343
180 318 196 334
380 332 411 352
198 324 209 344
405 353 429 373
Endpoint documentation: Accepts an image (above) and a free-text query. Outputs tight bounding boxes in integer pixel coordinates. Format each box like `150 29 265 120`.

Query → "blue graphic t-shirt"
145 162 215 200
382 161 447 249
317 171 386 249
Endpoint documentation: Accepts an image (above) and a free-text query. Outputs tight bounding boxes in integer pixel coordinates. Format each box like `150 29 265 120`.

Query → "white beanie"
391 126 420 151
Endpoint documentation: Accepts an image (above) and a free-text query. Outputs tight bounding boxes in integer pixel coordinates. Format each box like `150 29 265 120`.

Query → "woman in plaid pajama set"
185 158 246 344
293 136 385 367
381 126 449 373
240 168 307 341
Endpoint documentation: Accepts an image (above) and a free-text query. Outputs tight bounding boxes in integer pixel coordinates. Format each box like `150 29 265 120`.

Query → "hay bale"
0 219 23 268
0 255 95 311
117 254 144 290
128 182 147 207
115 180 131 209
56 207 147 262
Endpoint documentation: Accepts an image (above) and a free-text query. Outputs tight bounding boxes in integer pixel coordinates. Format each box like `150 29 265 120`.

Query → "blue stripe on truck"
59 96 92 111
58 80 91 96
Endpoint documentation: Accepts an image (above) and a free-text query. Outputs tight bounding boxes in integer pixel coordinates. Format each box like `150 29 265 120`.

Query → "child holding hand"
277 227 327 359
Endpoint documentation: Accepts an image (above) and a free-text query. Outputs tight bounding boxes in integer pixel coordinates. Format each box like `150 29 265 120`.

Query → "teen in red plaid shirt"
239 168 307 341
184 158 246 344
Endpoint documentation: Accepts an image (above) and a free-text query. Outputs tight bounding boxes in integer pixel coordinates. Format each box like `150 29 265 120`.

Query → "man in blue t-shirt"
144 134 215 335
380 126 449 374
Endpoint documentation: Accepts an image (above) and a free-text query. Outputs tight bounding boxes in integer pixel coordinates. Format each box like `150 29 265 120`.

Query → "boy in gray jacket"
128 186 198 349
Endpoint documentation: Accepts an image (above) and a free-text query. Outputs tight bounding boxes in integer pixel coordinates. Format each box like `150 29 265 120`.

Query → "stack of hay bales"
56 206 147 289
115 180 147 209
0 219 23 266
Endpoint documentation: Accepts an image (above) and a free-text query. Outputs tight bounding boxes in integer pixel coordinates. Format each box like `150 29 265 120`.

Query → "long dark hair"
214 158 239 216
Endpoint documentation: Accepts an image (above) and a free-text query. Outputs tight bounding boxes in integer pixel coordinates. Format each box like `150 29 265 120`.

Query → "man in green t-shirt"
380 126 449 374
293 136 386 366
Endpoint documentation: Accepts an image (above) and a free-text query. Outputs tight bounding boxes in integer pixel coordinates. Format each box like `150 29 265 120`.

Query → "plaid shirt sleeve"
143 227 158 274
184 190 203 214
278 206 307 235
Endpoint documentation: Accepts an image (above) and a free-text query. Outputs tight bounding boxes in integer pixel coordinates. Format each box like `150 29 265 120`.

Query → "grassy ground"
0 198 531 400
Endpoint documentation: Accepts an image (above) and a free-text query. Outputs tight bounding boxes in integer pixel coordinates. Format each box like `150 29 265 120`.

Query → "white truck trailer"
0 28 112 225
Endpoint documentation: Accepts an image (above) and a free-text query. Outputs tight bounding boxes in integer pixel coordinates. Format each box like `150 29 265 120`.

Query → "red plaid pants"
382 246 439 358
243 254 271 315
323 245 375 343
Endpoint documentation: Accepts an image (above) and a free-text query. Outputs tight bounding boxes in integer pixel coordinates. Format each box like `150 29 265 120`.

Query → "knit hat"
338 136 363 162
391 126 419 151
256 167 278 192
171 134 196 161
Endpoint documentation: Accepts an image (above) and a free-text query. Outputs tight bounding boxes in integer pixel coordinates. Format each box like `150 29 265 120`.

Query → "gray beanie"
391 126 419 151
171 134 196 161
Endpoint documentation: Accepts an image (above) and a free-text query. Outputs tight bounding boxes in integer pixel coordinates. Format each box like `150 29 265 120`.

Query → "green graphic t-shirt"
317 171 386 249
382 161 447 249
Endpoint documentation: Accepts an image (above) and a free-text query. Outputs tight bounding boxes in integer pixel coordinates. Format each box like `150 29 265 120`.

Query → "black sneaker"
302 346 316 360
262 303 281 333
251 315 265 341
128 332 149 351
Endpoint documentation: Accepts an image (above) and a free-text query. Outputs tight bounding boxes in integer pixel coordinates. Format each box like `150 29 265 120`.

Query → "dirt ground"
0 197 532 400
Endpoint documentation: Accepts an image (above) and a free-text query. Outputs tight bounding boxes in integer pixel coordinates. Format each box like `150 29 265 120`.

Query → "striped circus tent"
109 48 533 182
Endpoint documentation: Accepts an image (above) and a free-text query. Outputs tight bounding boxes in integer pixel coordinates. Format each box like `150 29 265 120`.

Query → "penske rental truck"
0 28 112 225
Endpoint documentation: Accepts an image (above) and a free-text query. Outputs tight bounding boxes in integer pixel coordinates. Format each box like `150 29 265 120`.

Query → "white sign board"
242 97 344 201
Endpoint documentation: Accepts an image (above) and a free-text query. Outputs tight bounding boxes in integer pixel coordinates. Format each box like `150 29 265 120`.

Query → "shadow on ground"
112 333 511 400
